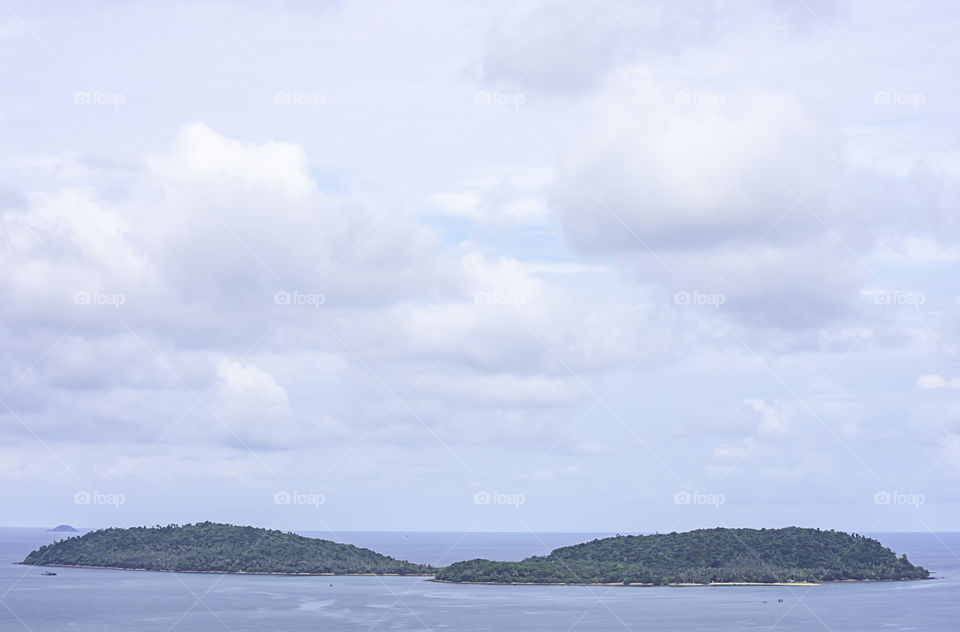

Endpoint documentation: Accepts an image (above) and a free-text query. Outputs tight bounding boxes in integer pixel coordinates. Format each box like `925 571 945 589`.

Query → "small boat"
41 571 57 576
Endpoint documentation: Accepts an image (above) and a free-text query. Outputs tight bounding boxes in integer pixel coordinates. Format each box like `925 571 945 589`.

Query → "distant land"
22 524 932 586
435 527 932 586
22 522 434 576
47 524 79 532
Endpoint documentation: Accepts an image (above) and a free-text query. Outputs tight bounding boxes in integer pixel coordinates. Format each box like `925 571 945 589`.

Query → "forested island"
435 527 931 585
22 522 434 576
22 524 932 585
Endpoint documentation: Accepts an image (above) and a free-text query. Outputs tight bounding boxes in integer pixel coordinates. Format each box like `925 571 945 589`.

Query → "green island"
22 524 931 585
434 527 931 585
22 522 434 576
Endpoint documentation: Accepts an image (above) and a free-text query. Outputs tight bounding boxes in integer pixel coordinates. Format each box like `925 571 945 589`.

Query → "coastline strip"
20 563 433 577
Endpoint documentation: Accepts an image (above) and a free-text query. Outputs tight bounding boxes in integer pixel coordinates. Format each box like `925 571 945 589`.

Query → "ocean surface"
0 528 956 630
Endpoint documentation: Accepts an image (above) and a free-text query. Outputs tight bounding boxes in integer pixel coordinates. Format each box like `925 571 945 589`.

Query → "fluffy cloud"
554 71 836 253
204 360 349 450
0 123 656 459
479 0 796 96
2 1 959 531
916 374 960 390
545 66 874 333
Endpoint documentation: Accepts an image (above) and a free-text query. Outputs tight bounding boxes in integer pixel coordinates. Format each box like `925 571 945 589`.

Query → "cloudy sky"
2 0 959 534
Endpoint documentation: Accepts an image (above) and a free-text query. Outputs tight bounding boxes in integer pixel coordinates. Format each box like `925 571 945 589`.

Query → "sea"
0 528 956 630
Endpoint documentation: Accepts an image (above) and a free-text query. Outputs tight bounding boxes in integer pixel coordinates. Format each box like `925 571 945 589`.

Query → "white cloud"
156 122 317 201
429 192 482 218
743 399 785 435
413 372 585 409
916 374 960 390
206 359 349 450
556 72 834 251
213 360 290 415
2 0 960 532
427 177 551 226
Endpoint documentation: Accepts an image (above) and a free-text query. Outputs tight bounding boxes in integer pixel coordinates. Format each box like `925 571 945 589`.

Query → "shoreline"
427 579 820 587
18 563 434 578
20 564 935 585
428 577 934 587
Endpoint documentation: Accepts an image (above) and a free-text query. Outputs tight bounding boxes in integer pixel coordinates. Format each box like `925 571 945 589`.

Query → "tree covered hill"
435 527 931 585
22 522 434 575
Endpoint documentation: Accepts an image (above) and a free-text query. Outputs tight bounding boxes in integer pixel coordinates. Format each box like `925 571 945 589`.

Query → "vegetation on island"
23 522 434 575
435 527 931 585
47 524 79 532
22 524 931 585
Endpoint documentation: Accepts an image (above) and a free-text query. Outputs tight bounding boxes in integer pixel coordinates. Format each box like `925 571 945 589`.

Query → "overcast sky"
2 0 959 534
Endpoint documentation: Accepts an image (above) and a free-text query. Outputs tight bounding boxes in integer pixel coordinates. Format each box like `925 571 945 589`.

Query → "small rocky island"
47 524 79 532
435 527 931 585
23 522 434 576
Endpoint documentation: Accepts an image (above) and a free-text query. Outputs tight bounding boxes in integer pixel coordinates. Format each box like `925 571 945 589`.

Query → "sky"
1 0 959 534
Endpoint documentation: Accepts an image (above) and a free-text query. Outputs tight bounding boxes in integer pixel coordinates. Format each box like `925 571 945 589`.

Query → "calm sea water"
1 528 956 630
